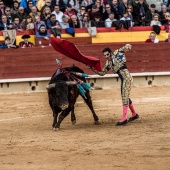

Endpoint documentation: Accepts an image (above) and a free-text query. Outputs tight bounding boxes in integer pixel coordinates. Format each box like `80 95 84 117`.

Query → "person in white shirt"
105 12 117 28
150 13 162 26
52 5 63 22
120 11 133 29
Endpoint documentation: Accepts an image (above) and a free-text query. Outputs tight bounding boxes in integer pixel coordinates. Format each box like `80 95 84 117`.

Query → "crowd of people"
0 0 170 48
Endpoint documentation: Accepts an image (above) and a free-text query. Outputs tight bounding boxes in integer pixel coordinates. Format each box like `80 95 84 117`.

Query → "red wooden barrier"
0 43 170 79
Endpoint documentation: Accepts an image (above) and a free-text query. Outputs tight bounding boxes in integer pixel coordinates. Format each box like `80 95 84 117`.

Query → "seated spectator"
22 15 35 30
164 12 170 32
52 0 66 13
41 0 54 14
109 0 122 19
11 1 19 15
69 15 80 28
133 0 149 26
34 15 46 31
12 17 23 31
29 6 41 22
36 24 50 40
14 6 28 23
159 5 170 26
0 36 17 48
145 31 159 43
150 13 162 26
126 5 135 26
105 12 117 28
25 0 35 14
102 4 112 21
79 12 92 28
51 5 64 23
60 14 70 29
19 34 34 48
145 4 159 26
88 4 101 21
41 6 51 24
164 32 170 42
20 0 36 9
0 15 13 31
67 0 81 13
0 0 5 17
91 14 105 27
4 6 14 24
120 11 133 29
64 4 76 22
77 6 86 21
81 0 93 7
47 14 61 38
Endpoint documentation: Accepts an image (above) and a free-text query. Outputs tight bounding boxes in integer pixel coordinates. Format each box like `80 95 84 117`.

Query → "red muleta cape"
50 37 102 71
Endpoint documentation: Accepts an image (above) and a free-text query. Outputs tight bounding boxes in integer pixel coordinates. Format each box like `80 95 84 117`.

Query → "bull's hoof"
72 120 76 125
94 120 101 125
53 127 60 131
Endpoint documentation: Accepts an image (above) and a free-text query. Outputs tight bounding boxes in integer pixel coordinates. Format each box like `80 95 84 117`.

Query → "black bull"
47 66 100 130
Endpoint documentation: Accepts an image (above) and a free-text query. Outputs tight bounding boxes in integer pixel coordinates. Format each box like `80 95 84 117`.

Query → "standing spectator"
19 34 34 48
4 7 14 24
145 4 159 26
0 36 17 48
145 31 159 43
0 15 13 30
60 14 70 29
34 15 46 31
69 14 80 28
52 0 66 13
14 6 28 23
12 17 23 31
51 5 64 22
105 12 117 27
47 14 61 38
41 0 54 14
0 0 5 17
11 1 19 15
119 0 129 15
36 24 50 39
64 4 76 22
22 15 35 30
41 6 51 24
29 6 41 22
133 0 149 26
20 0 36 9
102 4 113 21
79 12 91 28
164 32 170 42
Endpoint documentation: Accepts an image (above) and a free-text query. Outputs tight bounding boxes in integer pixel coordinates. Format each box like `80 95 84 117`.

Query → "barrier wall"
0 43 170 80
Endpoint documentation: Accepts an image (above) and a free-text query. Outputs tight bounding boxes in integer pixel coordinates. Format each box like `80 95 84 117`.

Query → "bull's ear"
66 81 77 85
46 83 56 90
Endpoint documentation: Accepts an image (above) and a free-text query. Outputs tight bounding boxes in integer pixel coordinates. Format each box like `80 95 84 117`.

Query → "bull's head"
47 81 77 110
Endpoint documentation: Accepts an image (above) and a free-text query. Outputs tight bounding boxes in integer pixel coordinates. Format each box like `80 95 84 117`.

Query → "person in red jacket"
64 4 76 22
145 31 159 43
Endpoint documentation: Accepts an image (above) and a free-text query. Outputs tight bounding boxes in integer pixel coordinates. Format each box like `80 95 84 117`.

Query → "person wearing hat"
19 34 34 48
88 44 139 126
145 4 159 26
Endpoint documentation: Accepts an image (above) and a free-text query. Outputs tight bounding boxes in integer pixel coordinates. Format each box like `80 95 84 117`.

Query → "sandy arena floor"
0 86 170 170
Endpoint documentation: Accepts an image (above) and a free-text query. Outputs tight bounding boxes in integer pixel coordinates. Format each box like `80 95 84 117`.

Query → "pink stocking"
119 105 128 122
129 103 136 117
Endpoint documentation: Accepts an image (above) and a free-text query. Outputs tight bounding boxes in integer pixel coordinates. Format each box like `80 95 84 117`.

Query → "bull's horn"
46 83 56 90
66 81 77 85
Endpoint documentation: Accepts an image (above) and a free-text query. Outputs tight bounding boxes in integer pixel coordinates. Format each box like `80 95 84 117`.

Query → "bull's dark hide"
47 65 99 130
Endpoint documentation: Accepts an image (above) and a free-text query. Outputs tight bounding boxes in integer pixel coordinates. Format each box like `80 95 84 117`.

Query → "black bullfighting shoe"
116 119 128 126
128 114 139 122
